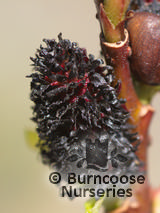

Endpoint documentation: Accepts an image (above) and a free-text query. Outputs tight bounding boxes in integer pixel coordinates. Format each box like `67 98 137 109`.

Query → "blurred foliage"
133 79 160 105
85 197 104 213
25 130 39 151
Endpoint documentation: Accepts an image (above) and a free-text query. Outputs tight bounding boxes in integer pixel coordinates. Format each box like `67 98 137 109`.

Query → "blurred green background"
0 0 160 212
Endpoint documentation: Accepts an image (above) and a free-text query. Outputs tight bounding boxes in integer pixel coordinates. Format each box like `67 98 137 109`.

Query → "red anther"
65 72 69 78
78 87 87 96
70 96 78 103
84 98 91 102
83 56 89 62
45 76 52 83
50 81 60 86
101 113 105 118
60 63 65 69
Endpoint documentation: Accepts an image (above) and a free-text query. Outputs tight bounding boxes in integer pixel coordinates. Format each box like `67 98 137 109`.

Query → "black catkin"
27 34 141 174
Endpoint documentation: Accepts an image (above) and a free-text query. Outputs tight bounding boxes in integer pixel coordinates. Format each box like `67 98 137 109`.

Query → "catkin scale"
126 11 160 85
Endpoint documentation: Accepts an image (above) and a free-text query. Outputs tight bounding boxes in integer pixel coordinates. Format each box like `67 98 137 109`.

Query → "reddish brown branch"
94 1 155 213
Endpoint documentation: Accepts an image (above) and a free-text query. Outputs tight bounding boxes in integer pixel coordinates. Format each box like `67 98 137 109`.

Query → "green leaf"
85 197 104 213
85 196 123 213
